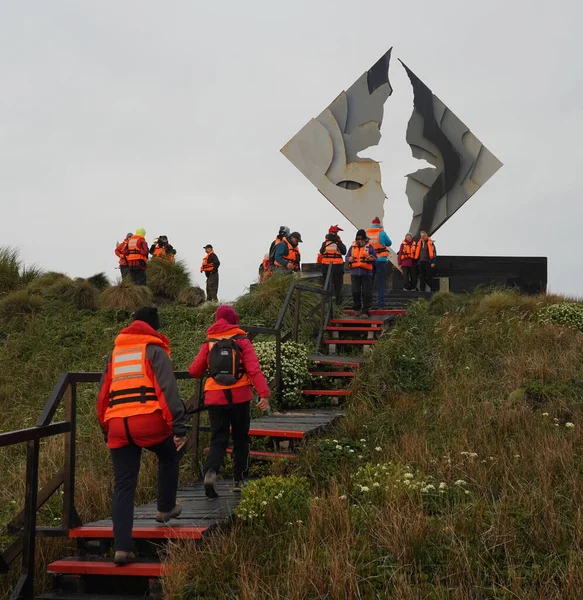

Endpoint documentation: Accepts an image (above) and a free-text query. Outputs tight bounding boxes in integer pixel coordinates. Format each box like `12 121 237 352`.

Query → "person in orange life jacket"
415 231 437 292
149 235 176 262
273 231 302 274
115 232 133 282
96 306 186 566
258 254 272 282
317 225 347 304
201 244 220 302
124 228 149 286
366 217 392 308
345 229 377 318
268 225 290 269
188 305 270 497
398 233 418 291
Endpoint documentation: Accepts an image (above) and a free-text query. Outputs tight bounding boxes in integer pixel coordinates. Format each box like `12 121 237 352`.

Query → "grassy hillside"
3 246 583 598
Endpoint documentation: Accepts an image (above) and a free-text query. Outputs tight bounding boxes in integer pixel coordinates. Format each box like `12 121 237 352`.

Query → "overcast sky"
1 0 581 300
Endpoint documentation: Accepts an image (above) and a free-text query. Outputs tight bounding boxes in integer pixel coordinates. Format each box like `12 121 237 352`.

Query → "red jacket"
97 321 186 449
188 319 270 405
115 240 129 266
398 241 417 268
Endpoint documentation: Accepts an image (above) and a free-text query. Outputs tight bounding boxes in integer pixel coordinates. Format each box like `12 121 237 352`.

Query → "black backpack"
207 335 245 385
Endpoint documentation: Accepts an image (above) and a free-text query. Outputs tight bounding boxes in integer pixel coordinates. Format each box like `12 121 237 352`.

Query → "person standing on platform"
97 307 186 566
415 231 436 292
125 228 149 286
366 217 392 308
201 244 220 302
317 225 347 304
273 231 302 274
398 233 418 291
345 229 377 318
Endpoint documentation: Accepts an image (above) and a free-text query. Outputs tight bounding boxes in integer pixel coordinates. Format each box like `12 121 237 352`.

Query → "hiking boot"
232 479 247 493
155 504 182 523
113 551 135 566
204 470 219 499
354 310 361 318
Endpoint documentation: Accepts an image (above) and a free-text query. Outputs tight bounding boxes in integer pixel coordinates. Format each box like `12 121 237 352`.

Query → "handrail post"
63 381 79 530
292 287 301 342
13 439 40 600
191 378 204 480
275 330 282 403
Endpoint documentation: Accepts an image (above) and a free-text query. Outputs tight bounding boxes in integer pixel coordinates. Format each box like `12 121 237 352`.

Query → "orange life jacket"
204 328 252 392
319 238 344 265
105 333 171 421
274 238 301 270
127 235 148 262
414 238 435 260
400 240 417 261
260 257 272 281
153 245 175 263
115 240 129 266
350 242 374 271
201 251 216 273
366 227 389 258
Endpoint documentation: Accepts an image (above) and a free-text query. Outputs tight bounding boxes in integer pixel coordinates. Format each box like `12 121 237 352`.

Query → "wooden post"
191 378 204 480
63 382 79 530
292 287 301 342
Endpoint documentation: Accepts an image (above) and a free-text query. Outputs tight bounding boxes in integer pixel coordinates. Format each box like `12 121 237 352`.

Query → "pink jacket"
188 319 270 405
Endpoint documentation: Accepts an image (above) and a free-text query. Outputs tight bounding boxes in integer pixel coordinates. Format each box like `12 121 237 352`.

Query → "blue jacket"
274 238 300 268
345 242 377 276
368 224 392 263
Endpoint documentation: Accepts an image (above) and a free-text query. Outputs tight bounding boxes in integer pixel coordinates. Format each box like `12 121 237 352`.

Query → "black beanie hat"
133 306 160 331
356 229 367 239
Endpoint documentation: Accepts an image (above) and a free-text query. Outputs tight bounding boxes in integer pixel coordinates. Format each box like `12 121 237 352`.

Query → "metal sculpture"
281 48 394 228
400 61 503 238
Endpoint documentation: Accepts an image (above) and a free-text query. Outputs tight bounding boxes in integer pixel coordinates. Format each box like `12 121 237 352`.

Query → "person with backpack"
188 305 270 497
267 225 290 272
317 225 347 304
96 307 186 566
273 231 302 274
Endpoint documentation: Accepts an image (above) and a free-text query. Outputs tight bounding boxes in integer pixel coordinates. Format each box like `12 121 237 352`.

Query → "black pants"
417 262 433 291
204 401 250 481
129 267 147 286
110 435 180 552
351 275 373 312
206 272 219 301
120 265 129 281
402 266 417 290
322 264 344 304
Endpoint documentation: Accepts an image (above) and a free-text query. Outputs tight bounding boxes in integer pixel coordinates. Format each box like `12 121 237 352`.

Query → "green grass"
0 246 42 295
147 259 191 300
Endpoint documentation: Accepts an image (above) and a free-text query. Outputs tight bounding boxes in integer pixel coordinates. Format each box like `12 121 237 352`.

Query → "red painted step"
344 309 406 316
310 371 355 377
330 319 384 326
323 339 378 345
302 389 351 396
47 559 171 577
69 526 206 540
248 428 305 438
203 447 297 460
325 326 380 332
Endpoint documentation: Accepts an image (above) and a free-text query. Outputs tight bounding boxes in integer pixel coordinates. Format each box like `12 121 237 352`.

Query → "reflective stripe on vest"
127 235 147 260
105 341 163 421
366 228 388 257
274 238 300 270
321 239 343 265
350 243 374 271
201 251 216 272
204 329 252 392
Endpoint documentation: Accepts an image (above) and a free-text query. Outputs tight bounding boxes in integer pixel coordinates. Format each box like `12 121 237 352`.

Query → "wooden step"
325 326 380 332
310 371 355 377
323 339 378 345
248 427 305 439
330 318 384 326
47 558 170 577
203 447 297 460
69 525 207 539
344 309 406 316
302 389 351 396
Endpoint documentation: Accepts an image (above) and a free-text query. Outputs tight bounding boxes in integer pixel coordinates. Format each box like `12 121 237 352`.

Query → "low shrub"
254 340 310 409
100 281 154 310
0 289 43 316
177 286 205 307
147 259 191 300
26 272 70 295
45 279 99 310
85 272 110 291
235 475 310 528
536 302 583 331
427 291 461 316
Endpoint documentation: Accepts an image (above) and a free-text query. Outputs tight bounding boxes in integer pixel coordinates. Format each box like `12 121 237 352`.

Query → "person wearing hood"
96 307 186 566
366 217 392 308
125 228 149 286
317 225 347 304
189 306 270 497
273 231 302 274
115 232 133 281
345 229 377 317
398 233 418 291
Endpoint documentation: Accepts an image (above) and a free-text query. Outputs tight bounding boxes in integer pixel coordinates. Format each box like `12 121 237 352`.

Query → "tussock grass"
427 290 462 315
100 280 154 310
177 286 205 307
45 279 99 311
85 272 110 291
146 259 190 300
26 272 70 295
0 289 43 316
0 247 42 294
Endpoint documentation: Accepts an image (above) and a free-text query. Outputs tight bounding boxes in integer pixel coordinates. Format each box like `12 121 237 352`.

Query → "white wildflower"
375 447 382 452
566 422 575 429
335 445 342 450
438 482 447 490
542 412 549 417
339 495 347 500
454 480 467 486
373 482 380 488
404 473 414 479
360 486 370 493
360 439 367 443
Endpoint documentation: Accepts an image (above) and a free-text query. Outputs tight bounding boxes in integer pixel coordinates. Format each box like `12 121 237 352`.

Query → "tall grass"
0 247 42 295
147 259 191 300
100 280 154 310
